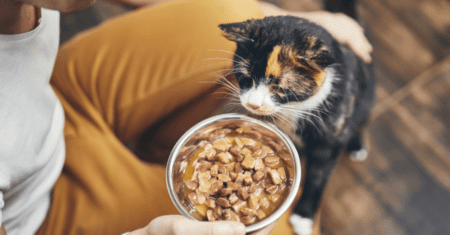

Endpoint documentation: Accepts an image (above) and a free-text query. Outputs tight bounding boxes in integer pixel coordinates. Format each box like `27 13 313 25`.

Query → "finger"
173 217 246 235
336 14 373 63
350 33 373 64
148 215 246 235
247 220 277 235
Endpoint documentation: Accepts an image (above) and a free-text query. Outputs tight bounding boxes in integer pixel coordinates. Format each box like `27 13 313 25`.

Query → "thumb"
147 215 246 235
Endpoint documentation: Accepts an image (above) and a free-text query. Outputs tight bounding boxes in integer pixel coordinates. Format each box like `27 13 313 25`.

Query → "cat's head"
219 16 336 118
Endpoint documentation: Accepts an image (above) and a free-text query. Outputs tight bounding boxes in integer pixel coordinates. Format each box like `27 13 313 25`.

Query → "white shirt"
0 8 65 235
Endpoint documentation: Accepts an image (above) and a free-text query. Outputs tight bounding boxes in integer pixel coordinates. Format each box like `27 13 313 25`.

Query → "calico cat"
218 16 375 235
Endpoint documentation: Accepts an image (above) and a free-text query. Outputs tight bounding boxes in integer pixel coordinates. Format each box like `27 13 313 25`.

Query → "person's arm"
259 1 373 63
1 224 6 235
100 0 180 9
0 0 38 34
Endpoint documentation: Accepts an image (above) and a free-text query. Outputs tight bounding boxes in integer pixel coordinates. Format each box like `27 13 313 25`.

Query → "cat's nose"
245 103 260 110
244 102 275 115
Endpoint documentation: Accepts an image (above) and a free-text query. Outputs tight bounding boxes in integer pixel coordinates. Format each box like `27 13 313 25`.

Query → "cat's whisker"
217 77 240 96
274 112 298 133
204 57 248 67
207 49 250 66
279 105 326 133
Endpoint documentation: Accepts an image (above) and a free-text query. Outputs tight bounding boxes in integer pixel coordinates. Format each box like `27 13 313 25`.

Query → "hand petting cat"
259 1 373 63
118 0 373 63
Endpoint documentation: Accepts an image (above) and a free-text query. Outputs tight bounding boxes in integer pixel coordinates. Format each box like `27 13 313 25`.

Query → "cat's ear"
297 47 335 71
312 49 335 68
219 22 255 44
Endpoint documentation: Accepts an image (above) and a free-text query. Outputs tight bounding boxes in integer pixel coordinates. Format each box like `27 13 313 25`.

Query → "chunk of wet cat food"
213 139 232 152
196 189 206 204
216 198 231 208
268 194 281 203
252 149 265 159
229 172 237 181
205 148 216 161
231 200 246 213
198 180 212 193
235 173 245 184
229 193 239 204
218 165 229 175
265 184 278 194
227 182 242 191
241 216 256 225
254 158 265 171
256 210 266 220
216 152 232 164
234 138 244 149
209 180 221 195
198 171 211 182
248 183 257 193
259 197 270 209
237 187 249 200
218 173 231 182
241 207 256 217
196 162 212 173
207 209 216 221
264 156 280 167
244 176 253 186
248 194 259 209
223 209 240 222
240 137 256 147
210 164 219 177
220 187 234 197
268 170 282 185
184 180 198 191
253 170 265 182
214 205 223 219
241 155 256 170
277 167 287 180
180 123 294 225
235 162 243 173
268 141 282 152
205 198 216 208
188 192 198 205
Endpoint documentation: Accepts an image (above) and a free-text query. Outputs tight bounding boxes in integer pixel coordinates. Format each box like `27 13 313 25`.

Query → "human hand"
127 215 278 235
259 1 373 63
304 11 373 63
102 0 179 9
127 215 246 235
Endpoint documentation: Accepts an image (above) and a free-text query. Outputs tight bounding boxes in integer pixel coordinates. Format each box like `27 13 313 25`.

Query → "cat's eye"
235 74 253 91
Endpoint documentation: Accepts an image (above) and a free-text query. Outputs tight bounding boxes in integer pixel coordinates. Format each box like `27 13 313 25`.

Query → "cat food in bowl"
166 114 301 233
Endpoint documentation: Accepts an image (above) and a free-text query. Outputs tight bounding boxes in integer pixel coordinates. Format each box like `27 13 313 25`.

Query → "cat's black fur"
219 15 375 230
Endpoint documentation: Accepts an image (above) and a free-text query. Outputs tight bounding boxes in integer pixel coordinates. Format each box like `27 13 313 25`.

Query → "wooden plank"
322 109 450 234
321 154 407 235
359 0 436 81
383 0 450 61
370 56 450 121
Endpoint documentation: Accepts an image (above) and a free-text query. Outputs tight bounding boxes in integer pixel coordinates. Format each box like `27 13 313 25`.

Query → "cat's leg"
290 146 341 235
346 130 369 161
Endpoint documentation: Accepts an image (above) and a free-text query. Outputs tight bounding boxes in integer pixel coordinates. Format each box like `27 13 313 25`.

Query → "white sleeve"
0 190 4 227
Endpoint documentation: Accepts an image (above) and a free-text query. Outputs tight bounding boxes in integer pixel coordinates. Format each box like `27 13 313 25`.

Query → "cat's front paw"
350 147 368 161
289 214 314 235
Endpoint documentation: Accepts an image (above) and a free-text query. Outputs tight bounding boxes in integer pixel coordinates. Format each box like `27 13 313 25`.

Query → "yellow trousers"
36 0 320 234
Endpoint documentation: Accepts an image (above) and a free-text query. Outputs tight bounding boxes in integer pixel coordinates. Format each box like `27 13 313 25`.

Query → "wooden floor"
60 0 450 234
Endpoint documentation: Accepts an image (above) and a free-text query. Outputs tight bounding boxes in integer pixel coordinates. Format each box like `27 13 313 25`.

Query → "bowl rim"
166 113 301 232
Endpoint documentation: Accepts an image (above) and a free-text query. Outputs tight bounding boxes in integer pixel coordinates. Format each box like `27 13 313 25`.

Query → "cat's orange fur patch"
266 45 283 78
312 70 327 87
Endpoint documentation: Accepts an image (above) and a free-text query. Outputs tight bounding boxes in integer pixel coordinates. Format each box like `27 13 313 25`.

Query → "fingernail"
214 222 244 235
233 223 246 235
